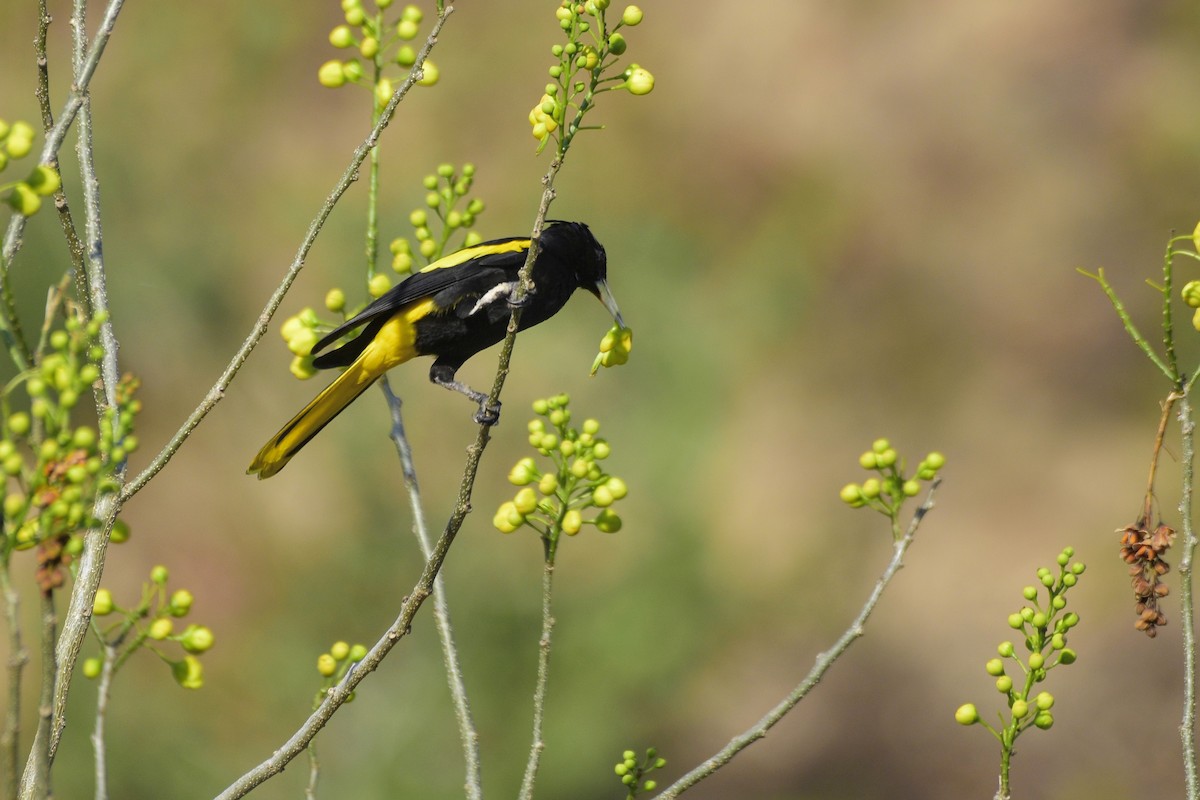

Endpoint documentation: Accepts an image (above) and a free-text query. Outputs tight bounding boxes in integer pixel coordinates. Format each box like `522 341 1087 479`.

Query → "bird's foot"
473 397 501 426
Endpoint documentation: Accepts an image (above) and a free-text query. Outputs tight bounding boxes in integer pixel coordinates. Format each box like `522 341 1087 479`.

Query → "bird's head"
543 220 624 327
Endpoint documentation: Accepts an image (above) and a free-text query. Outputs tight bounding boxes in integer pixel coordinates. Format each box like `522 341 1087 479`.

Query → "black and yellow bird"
248 220 623 479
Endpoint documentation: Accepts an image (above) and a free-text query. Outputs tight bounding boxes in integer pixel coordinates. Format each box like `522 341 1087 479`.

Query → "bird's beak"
592 279 625 328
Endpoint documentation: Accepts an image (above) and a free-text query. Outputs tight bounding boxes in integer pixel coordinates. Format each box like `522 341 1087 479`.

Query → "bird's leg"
430 363 501 425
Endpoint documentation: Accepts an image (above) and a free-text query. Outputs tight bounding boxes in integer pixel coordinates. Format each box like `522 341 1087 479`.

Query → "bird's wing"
312 236 532 352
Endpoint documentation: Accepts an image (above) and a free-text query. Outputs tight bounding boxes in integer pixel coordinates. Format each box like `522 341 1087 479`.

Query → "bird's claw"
473 399 501 426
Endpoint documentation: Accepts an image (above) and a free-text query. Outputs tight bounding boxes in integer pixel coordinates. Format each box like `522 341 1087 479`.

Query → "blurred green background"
4 1 1200 798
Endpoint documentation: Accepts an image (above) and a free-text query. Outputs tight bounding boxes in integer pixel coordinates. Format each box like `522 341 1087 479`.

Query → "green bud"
397 18 419 39
562 508 583 535
1034 711 1054 730
621 4 643 25
349 643 367 661
7 412 30 437
93 588 115 616
985 658 1005 676
317 60 347 88
1058 648 1077 665
181 625 215 654
954 703 978 725
514 487 538 515
1011 699 1029 719
995 675 1013 693
594 508 622 533
148 617 173 640
330 641 350 660
329 25 355 48
1028 652 1045 670
997 641 1014 657
608 32 627 55
82 658 102 679
317 653 337 677
169 589 194 617
1007 613 1024 630
396 45 417 67
151 564 169 584
1022 586 1037 600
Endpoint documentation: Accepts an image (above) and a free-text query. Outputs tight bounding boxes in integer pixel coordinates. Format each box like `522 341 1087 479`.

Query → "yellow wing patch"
419 239 531 273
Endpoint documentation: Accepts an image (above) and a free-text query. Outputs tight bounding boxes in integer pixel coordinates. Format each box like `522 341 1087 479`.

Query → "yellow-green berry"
148 617 173 640
318 60 347 87
330 641 350 660
317 653 337 677
93 588 114 616
82 658 102 679
954 703 978 725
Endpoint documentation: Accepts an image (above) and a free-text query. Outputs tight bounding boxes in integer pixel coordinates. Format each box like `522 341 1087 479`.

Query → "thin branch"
118 4 455 503
651 481 941 799
517 556 556 800
380 377 482 800
21 592 57 800
1 0 126 272
1178 391 1198 800
34 0 89 305
1078 268 1175 381
89 643 117 800
213 414 493 799
1 565 27 800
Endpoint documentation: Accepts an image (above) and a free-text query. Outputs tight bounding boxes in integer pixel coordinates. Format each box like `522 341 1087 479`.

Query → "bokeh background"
4 1 1200 798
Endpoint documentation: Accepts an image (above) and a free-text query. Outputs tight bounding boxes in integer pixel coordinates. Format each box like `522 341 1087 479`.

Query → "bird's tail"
248 355 382 479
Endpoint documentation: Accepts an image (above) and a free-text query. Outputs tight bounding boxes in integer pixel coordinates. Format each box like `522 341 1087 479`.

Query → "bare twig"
380 378 482 800
22 593 57 800
89 644 117 800
652 481 941 799
1178 392 1198 799
1 566 27 800
517 557 556 800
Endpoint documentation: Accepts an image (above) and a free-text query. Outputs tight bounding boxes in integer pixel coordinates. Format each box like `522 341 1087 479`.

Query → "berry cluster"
318 2 439 98
83 564 215 690
278 163 490 381
2 311 139 566
314 640 369 706
495 395 627 559
530 2 654 153
955 548 1084 757
0 119 61 217
839 439 943 537
394 161 487 272
613 747 666 798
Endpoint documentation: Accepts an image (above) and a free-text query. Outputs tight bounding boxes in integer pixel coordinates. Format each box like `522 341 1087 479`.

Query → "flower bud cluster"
530 3 654 153
318 2 439 97
495 395 627 555
83 564 215 690
591 322 633 374
279 164 488 381
838 439 942 535
956 548 1084 756
613 747 666 797
313 640 369 707
395 162 486 269
0 119 61 217
3 311 140 560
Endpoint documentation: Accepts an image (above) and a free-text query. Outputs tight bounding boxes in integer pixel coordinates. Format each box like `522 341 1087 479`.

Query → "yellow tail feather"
248 312 424 479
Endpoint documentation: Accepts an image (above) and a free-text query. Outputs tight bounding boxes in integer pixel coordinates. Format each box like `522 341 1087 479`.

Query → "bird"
248 220 623 479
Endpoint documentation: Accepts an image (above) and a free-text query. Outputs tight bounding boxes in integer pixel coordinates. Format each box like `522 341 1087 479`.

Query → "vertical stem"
22 592 57 800
381 378 482 800
517 554 556 800
1178 391 1198 799
90 643 116 800
995 742 1011 800
1 565 26 800
305 744 319 800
